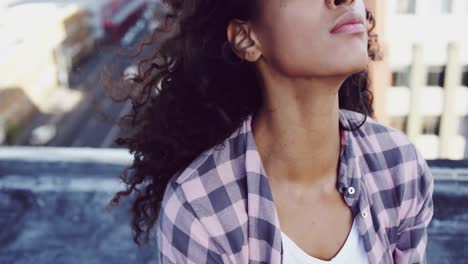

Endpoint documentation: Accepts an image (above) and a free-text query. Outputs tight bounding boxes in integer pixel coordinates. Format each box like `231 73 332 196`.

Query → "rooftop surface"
0 147 467 264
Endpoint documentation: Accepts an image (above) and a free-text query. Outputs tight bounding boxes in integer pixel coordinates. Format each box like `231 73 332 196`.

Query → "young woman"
111 0 434 263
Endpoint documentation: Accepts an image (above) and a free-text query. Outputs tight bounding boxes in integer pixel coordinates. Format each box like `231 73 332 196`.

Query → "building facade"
381 0 468 159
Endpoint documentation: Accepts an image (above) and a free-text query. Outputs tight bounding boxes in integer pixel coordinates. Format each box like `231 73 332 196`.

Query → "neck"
252 70 345 185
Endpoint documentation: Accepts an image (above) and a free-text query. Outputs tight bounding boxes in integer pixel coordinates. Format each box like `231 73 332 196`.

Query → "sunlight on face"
253 0 369 78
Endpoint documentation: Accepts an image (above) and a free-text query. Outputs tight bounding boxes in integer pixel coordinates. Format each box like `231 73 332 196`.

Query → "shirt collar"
337 109 364 207
244 109 364 208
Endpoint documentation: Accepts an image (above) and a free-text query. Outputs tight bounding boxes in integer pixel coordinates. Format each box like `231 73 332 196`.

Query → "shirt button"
347 187 356 195
361 211 368 218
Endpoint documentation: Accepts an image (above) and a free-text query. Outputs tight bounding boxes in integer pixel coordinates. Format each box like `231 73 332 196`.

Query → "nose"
326 0 355 9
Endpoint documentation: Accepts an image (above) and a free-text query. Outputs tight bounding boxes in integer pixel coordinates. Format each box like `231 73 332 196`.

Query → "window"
392 66 411 87
397 0 416 14
457 116 468 158
422 116 441 135
427 65 446 87
458 116 468 136
428 0 454 14
441 0 453 14
389 116 408 132
462 66 468 87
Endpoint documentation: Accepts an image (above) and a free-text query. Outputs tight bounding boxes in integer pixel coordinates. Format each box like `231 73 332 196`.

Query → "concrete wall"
0 147 467 263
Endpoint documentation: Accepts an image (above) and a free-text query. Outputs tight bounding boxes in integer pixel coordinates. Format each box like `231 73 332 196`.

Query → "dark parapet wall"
0 190 158 264
1 147 468 263
0 147 157 264
428 179 468 263
427 158 468 263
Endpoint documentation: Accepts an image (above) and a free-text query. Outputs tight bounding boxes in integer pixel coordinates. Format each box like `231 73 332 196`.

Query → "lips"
330 11 365 34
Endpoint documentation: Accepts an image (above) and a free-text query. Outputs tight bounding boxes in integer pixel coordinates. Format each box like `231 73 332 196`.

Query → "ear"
226 19 262 62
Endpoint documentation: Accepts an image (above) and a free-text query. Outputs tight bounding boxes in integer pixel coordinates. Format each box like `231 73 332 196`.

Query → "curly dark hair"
107 0 382 246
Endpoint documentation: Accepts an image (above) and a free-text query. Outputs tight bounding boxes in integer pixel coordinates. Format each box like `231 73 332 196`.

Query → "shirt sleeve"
157 182 224 264
393 147 435 264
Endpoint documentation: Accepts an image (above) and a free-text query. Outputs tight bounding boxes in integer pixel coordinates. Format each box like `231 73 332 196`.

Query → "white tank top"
281 219 369 264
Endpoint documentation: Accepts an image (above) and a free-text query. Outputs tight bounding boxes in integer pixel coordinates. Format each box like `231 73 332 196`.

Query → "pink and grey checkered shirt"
157 109 434 264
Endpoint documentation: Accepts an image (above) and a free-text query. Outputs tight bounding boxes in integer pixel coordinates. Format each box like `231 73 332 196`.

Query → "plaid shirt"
157 109 434 264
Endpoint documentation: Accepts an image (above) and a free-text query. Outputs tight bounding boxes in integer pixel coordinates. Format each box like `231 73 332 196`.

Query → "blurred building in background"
382 0 468 159
0 0 467 159
0 2 94 143
0 0 155 145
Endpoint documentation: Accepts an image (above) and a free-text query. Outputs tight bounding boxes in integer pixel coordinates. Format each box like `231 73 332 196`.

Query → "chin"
351 60 368 73
341 54 369 73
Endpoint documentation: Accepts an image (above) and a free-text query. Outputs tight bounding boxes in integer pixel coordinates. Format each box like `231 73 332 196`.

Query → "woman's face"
252 0 368 78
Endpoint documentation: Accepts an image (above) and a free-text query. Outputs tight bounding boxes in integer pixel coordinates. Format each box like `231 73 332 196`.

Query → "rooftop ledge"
0 147 467 263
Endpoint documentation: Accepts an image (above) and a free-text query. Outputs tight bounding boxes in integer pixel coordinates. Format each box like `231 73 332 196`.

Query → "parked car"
29 124 57 146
